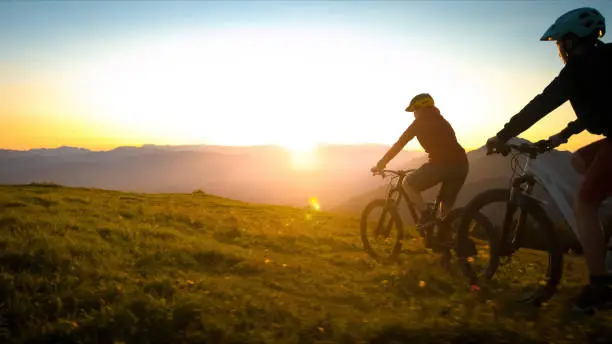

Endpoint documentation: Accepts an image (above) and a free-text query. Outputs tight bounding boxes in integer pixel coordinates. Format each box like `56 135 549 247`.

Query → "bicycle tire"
456 188 564 306
360 199 404 264
436 207 496 270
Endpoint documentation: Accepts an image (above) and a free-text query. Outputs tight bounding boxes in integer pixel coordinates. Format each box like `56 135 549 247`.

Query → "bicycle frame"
381 171 441 225
516 148 612 251
507 150 579 241
497 153 544 254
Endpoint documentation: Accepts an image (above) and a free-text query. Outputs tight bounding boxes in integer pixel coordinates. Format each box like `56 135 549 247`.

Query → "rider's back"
412 108 467 165
562 41 612 137
497 41 612 142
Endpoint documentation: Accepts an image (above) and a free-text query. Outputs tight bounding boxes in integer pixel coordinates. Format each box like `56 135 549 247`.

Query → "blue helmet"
540 7 605 41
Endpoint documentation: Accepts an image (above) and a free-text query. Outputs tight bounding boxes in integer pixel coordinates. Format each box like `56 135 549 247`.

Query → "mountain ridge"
0 143 424 209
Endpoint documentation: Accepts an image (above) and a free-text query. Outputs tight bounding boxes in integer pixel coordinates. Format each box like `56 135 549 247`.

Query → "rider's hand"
371 161 385 173
486 136 502 154
547 133 567 149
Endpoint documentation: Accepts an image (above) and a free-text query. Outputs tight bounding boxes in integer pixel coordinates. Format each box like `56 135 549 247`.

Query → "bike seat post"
432 196 443 217
606 236 612 273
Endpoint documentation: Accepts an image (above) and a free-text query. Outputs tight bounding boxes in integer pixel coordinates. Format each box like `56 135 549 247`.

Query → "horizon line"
0 141 488 154
1 142 422 150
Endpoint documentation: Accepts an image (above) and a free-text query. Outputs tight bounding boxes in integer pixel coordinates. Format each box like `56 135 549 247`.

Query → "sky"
1 0 611 153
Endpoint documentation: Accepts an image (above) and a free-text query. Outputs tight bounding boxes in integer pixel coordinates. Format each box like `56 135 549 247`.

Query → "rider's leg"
571 138 612 312
438 162 469 219
403 163 442 217
574 139 611 276
405 184 427 213
435 162 470 252
575 199 606 275
403 164 442 247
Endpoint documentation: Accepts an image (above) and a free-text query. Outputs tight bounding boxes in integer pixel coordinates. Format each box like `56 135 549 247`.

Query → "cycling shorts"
576 138 612 205
403 161 469 206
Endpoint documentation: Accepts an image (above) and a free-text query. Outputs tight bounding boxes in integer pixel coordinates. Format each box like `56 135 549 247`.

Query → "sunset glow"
1 1 609 154
285 140 319 170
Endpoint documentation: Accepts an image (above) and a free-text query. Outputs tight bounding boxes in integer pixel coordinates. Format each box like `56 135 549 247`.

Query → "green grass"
0 184 610 343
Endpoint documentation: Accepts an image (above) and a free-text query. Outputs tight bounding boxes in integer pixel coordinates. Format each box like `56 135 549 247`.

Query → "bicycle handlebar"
487 140 553 157
371 168 416 178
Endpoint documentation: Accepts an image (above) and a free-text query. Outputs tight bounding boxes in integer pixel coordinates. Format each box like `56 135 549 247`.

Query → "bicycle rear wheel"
456 188 564 306
436 207 496 273
360 199 404 264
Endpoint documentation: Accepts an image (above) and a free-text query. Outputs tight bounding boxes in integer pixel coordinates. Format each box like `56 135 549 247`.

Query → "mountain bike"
360 168 493 266
456 140 565 306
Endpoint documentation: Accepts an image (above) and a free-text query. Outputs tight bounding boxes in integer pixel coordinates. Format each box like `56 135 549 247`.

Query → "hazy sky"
2 0 611 152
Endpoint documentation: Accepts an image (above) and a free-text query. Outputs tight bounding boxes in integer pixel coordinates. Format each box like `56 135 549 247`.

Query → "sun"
283 140 319 170
284 140 317 153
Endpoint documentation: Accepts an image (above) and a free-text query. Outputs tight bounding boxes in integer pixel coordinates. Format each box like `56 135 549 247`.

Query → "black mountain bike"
456 141 564 306
360 169 493 265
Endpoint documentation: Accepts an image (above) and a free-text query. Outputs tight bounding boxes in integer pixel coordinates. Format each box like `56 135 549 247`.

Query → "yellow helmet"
405 93 434 112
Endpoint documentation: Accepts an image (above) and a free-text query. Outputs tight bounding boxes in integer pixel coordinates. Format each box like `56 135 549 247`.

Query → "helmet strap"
557 40 571 64
557 34 599 64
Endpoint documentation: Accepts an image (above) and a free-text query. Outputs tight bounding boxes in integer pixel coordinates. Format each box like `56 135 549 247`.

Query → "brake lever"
486 142 509 156
371 170 385 178
498 145 511 157
534 140 552 153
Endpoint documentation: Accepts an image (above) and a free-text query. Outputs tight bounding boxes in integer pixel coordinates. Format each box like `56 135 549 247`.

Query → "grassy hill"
0 184 611 343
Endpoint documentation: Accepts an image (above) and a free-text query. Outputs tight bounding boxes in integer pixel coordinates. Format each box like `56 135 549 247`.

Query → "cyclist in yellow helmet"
372 93 469 249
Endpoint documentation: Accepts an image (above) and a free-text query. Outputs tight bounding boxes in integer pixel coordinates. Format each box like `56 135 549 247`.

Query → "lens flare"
309 197 321 211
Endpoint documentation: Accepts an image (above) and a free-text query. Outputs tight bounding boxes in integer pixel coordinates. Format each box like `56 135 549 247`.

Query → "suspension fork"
383 186 402 207
500 173 536 256
513 181 535 249
375 187 402 237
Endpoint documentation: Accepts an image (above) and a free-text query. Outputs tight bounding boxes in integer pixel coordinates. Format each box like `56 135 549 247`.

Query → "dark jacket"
497 41 612 142
379 107 468 166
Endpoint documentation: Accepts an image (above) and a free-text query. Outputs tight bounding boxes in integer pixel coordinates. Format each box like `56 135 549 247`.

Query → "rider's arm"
496 72 572 143
558 119 585 141
377 123 417 167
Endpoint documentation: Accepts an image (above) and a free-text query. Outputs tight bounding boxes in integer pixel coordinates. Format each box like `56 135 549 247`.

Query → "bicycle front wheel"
360 199 404 264
436 206 496 273
456 188 564 306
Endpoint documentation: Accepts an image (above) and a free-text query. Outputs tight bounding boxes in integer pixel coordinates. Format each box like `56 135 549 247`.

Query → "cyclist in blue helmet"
488 7 612 313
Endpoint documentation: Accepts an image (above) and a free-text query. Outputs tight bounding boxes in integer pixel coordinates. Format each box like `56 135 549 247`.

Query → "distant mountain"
0 144 424 209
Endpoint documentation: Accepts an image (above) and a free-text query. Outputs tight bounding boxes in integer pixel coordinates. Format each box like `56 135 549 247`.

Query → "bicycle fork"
375 192 402 238
375 209 395 238
499 187 529 257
